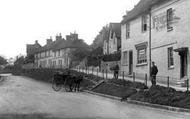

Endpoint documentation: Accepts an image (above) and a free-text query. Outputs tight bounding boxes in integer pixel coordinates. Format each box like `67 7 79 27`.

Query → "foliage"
0 56 7 65
24 55 34 64
102 51 121 62
14 55 25 66
90 25 109 49
69 39 90 66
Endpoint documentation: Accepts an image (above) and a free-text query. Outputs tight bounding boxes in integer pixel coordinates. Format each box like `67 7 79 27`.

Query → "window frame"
126 23 130 39
142 15 148 32
167 8 173 31
135 42 148 66
168 47 174 69
122 51 128 66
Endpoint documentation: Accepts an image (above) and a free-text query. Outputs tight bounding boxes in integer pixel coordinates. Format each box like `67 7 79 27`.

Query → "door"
129 51 133 75
180 51 187 78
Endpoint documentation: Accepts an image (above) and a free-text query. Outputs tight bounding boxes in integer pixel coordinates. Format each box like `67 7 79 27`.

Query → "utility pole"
149 9 152 79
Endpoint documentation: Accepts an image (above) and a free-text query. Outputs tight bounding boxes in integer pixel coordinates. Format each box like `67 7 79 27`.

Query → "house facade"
34 34 65 68
32 32 87 69
102 23 121 72
103 23 121 55
121 0 190 80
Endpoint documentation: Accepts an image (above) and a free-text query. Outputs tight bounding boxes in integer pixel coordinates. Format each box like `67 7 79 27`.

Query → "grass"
92 82 137 98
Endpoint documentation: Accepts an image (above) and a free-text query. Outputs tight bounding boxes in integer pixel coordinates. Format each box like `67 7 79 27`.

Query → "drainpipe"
149 9 152 79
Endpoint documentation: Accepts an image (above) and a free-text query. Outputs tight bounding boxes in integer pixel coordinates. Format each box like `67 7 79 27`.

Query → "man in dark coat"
114 64 119 80
150 61 158 86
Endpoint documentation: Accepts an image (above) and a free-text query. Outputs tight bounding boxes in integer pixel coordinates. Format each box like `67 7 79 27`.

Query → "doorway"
129 51 133 75
179 51 187 78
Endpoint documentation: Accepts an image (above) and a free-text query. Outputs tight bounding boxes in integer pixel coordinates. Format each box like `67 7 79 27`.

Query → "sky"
0 0 140 59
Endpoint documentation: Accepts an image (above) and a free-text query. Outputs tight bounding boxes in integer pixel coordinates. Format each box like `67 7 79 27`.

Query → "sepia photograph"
0 0 190 118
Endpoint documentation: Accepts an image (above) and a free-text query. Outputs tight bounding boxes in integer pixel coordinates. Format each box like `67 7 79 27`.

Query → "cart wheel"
52 78 62 91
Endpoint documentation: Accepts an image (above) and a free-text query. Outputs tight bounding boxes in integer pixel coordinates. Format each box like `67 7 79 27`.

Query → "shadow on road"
0 113 102 119
0 113 61 119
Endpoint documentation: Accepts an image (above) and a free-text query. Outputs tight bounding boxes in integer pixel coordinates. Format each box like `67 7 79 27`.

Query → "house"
103 23 121 54
52 33 77 69
34 34 65 68
121 0 190 80
102 23 121 72
25 40 42 68
32 32 89 69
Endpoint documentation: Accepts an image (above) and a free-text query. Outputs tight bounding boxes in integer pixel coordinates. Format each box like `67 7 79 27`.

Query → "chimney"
35 40 38 44
46 38 52 45
56 33 62 41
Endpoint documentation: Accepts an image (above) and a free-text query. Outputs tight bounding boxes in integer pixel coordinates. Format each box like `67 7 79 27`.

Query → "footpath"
77 69 188 92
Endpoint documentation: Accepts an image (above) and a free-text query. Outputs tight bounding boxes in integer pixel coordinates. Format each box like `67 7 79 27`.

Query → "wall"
151 0 190 79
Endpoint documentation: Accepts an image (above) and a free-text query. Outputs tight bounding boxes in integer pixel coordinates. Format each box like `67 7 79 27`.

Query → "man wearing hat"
150 61 158 86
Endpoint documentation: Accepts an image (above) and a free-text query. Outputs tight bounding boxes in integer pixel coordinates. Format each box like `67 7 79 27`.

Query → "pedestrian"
150 61 158 86
114 63 119 80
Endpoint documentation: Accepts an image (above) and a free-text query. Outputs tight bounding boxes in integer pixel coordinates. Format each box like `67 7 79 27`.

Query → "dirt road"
0 75 189 119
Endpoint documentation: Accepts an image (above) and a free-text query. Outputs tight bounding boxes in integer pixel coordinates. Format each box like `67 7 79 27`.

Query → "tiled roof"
109 23 121 38
35 39 65 53
26 43 41 55
53 39 90 51
121 0 171 24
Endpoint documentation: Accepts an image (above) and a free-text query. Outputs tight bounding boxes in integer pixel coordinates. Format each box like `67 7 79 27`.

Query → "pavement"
0 74 190 119
78 69 188 91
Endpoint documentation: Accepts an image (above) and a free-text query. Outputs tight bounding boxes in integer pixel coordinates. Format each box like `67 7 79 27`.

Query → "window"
123 51 128 65
167 8 173 31
126 23 130 39
58 50 61 57
111 31 114 39
168 47 174 68
54 52 56 57
135 42 148 65
137 48 147 64
53 61 56 67
48 51 50 57
142 15 148 32
58 60 62 66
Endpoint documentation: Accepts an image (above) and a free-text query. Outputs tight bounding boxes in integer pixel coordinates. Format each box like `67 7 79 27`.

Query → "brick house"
121 0 189 80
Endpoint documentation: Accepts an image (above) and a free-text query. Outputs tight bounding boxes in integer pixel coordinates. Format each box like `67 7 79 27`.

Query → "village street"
0 75 188 119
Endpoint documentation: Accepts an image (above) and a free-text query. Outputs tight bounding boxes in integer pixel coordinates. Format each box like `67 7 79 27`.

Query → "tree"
14 55 25 66
0 56 7 65
69 39 91 67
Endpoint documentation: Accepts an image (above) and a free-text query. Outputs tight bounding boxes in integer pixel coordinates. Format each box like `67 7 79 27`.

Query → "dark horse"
52 70 84 92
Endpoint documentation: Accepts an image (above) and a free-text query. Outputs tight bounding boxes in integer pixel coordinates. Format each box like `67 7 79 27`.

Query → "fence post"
122 71 124 81
145 74 147 86
167 76 170 88
187 79 189 92
106 69 108 80
97 68 98 77
103 70 104 79
133 72 135 82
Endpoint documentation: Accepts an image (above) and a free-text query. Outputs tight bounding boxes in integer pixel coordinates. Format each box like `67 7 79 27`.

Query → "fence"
76 67 190 92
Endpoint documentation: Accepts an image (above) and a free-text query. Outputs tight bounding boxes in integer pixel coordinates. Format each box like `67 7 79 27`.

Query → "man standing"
150 61 158 86
114 64 119 80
